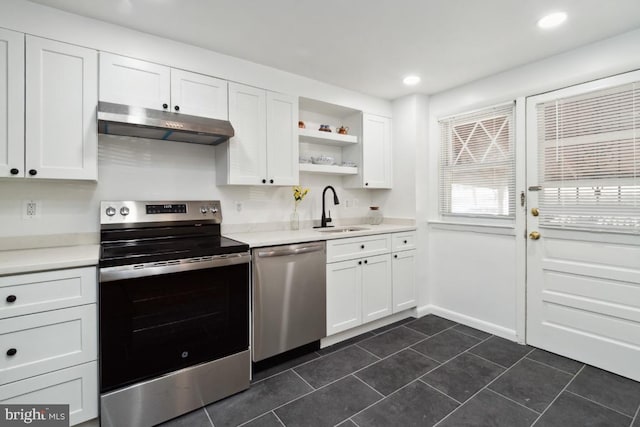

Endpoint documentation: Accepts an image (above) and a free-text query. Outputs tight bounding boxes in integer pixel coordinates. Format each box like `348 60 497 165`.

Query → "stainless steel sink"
316 226 370 233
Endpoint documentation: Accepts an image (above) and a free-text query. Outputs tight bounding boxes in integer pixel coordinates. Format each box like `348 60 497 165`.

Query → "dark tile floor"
159 315 640 427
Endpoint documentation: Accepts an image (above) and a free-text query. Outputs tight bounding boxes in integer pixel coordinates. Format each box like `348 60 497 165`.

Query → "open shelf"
299 163 358 175
299 128 358 146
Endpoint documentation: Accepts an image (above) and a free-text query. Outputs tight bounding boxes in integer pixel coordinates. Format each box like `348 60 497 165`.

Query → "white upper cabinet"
99 53 228 120
99 52 170 111
25 36 98 180
217 82 298 186
0 28 24 179
266 91 298 185
344 113 392 189
170 68 228 120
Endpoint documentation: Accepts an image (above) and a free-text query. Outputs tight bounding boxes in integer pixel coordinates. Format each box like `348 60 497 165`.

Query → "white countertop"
225 223 416 248
0 245 100 276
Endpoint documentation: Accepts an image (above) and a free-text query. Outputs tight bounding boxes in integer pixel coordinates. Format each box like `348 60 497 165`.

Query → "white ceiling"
27 0 640 100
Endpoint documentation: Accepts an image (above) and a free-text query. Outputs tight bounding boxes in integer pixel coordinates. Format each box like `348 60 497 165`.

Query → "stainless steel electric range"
98 200 250 427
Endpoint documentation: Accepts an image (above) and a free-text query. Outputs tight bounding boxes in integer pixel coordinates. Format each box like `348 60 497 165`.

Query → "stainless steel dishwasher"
252 241 326 362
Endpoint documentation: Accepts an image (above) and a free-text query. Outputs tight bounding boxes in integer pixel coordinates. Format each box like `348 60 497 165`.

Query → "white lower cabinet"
326 259 362 335
362 254 392 323
0 361 98 426
0 266 98 426
392 249 417 313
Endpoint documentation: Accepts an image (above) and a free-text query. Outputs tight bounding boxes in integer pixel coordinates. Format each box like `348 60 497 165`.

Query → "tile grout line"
346 378 425 422
432 347 536 427
530 364 585 426
524 355 584 376
272 410 286 427
631 402 640 427
418 379 463 405
203 407 215 427
353 343 382 360
485 387 541 415
351 374 386 398
451 325 492 341
564 390 635 420
290 367 317 390
406 346 442 365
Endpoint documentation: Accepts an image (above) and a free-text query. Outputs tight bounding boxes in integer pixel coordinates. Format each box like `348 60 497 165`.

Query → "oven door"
99 253 250 393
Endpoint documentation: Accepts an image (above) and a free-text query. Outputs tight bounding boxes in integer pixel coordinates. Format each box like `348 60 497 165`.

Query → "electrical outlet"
235 201 242 212
23 200 41 219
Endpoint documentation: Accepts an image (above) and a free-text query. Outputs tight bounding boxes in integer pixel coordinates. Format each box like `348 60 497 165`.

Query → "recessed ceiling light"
537 12 567 29
403 75 421 86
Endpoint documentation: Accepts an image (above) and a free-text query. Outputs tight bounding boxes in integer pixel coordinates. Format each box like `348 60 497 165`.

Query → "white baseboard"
416 304 518 342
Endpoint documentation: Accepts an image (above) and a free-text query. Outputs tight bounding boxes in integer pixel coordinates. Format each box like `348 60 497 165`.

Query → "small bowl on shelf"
299 156 312 164
311 155 335 165
341 161 357 167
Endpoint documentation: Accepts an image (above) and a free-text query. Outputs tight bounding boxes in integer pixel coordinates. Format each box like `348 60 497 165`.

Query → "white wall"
424 28 640 340
0 0 408 240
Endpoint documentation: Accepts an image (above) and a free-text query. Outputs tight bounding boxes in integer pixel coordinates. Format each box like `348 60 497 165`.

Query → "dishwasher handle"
257 243 324 258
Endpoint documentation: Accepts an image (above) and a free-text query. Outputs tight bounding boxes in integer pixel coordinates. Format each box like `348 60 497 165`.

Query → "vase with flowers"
291 186 309 230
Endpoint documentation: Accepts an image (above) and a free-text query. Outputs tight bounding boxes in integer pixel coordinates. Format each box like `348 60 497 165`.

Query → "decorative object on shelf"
337 126 349 135
298 121 306 129
342 160 357 167
291 186 310 230
367 206 383 225
319 124 332 132
299 155 312 164
311 155 335 165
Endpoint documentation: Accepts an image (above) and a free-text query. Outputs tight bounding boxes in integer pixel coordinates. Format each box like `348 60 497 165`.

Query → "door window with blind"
439 103 516 218
537 82 639 233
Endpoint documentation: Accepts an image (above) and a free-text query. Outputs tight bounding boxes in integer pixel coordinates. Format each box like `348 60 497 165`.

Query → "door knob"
529 231 541 240
531 208 539 217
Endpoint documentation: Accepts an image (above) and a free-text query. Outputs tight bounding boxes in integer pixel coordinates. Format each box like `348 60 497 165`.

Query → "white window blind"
439 103 516 218
537 82 639 233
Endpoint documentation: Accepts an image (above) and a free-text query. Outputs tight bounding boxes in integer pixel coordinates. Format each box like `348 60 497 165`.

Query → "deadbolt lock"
531 207 539 217
529 231 541 240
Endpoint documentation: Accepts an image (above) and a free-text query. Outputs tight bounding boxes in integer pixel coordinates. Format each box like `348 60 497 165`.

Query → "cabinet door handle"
6 348 17 356
162 103 168 109
10 168 19 175
269 179 274 184
174 105 180 111
404 240 407 244
28 169 37 176
394 254 398 258
262 179 266 184
365 182 369 186
360 244 365 249
364 260 368 264
6 295 17 303
358 261 362 265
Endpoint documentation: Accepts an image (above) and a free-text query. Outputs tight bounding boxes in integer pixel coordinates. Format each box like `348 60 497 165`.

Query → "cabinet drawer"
0 267 96 319
0 305 97 386
326 234 391 263
0 361 98 426
391 231 417 252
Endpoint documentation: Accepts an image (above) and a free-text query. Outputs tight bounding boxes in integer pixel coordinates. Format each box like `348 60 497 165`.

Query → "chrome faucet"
316 185 340 228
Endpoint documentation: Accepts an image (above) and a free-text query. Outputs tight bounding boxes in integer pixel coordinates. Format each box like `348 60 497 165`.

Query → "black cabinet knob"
262 179 266 184
360 244 365 249
365 182 369 186
10 168 19 175
364 260 368 264
28 169 37 176
174 105 180 111
6 295 16 303
6 348 17 356
404 240 407 244
269 179 274 184
394 254 398 259
162 103 168 109
358 261 362 265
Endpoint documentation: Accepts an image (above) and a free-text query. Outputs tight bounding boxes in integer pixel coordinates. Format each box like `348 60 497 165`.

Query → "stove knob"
200 207 208 214
210 207 218 214
120 207 130 216
105 206 116 217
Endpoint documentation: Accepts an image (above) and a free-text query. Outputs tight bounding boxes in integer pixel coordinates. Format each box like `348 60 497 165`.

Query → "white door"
266 91 298 186
392 249 417 313
227 83 267 185
326 260 362 336
362 254 392 323
526 71 640 382
362 113 392 189
99 52 170 111
25 36 98 180
170 69 228 119
0 28 24 178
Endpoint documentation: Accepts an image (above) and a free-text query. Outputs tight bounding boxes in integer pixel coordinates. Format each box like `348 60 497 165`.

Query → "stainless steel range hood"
97 101 234 145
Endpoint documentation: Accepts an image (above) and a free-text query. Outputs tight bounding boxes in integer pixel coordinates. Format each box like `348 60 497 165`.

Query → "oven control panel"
100 201 222 225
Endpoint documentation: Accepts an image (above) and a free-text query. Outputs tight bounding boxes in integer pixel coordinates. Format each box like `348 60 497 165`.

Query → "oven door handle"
100 252 251 282
256 244 323 258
